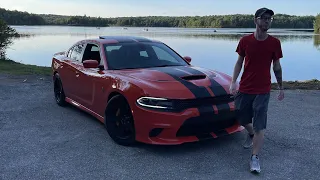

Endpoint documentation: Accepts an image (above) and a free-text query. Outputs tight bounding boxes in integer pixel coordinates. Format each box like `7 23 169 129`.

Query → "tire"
54 74 67 107
105 95 136 146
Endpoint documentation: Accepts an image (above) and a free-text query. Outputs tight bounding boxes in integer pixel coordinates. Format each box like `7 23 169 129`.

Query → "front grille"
176 111 237 137
173 94 234 112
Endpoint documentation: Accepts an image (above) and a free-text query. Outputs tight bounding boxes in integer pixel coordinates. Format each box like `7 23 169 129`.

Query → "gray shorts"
234 91 270 132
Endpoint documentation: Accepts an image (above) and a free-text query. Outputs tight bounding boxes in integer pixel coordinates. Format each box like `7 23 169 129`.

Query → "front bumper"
131 101 243 145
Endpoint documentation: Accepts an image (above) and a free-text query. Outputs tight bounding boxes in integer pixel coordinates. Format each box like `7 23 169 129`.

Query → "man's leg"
234 92 255 148
252 130 265 155
243 124 254 148
250 93 270 173
244 124 254 136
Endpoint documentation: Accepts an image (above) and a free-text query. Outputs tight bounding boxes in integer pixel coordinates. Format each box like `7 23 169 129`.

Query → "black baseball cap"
255 8 274 18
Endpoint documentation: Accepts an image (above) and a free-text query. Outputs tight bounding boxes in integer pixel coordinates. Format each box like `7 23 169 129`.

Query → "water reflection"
11 25 316 42
14 32 315 42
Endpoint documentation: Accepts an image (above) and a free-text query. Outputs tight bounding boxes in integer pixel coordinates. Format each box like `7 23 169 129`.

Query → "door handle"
75 71 79 77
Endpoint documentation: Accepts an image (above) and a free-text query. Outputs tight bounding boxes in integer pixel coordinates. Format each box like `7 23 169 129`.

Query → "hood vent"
180 75 206 81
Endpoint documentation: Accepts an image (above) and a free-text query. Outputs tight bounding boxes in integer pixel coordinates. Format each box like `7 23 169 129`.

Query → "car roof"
81 36 163 44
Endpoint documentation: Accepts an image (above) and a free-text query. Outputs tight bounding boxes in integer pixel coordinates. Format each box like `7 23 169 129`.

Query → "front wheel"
105 95 136 146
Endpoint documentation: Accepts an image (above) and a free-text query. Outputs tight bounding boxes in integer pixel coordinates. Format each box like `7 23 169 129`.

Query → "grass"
0 58 319 90
0 58 52 76
271 79 320 90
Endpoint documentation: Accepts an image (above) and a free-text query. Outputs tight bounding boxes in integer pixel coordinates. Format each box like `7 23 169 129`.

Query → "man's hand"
273 59 284 101
230 55 244 95
229 82 237 95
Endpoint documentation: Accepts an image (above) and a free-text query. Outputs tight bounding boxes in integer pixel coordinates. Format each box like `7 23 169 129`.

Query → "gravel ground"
0 74 319 180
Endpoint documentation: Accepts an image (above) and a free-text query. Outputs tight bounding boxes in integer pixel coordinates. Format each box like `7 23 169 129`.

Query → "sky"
1 0 319 17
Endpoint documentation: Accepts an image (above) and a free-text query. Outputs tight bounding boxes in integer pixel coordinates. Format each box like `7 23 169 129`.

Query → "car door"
57 46 75 99
61 43 86 101
74 43 107 112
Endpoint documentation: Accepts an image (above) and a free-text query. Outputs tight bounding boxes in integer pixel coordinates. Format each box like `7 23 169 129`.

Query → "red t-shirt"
236 33 283 94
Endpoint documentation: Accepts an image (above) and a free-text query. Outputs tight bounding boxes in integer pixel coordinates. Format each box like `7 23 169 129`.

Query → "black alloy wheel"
54 74 66 106
105 95 136 146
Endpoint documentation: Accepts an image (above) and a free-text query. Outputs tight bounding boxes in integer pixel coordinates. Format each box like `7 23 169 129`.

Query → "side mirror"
83 60 99 68
183 56 192 63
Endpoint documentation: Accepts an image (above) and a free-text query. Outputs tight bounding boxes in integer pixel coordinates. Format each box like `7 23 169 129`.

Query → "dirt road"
1 74 319 180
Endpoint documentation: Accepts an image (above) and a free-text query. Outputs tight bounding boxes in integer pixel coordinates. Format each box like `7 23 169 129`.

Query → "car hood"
113 65 233 97
116 66 225 80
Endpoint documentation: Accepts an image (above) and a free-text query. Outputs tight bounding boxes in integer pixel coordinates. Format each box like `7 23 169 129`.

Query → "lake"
5 26 320 82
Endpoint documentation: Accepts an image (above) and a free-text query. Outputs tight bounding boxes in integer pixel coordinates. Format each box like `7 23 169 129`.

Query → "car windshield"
104 42 188 70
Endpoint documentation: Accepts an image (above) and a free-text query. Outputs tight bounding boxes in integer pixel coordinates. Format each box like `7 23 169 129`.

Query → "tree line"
0 8 46 25
107 14 317 29
0 7 318 29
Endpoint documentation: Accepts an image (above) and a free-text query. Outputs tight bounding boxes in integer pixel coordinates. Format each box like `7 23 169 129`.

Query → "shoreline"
8 24 316 30
0 58 319 90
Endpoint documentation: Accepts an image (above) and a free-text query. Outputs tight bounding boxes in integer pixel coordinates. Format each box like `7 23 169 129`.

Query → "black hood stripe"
175 66 228 96
150 66 229 139
150 67 212 98
174 66 231 111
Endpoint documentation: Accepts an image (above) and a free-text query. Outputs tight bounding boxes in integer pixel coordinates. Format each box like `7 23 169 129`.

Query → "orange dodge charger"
51 36 243 146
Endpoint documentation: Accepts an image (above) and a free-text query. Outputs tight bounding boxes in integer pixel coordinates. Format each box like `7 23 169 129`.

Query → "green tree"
314 14 320 51
0 8 46 25
314 14 320 33
0 19 18 59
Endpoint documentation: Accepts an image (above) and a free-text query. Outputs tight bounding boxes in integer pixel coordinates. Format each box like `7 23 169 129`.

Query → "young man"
229 8 284 173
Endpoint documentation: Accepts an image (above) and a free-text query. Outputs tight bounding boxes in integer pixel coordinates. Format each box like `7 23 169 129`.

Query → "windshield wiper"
112 65 181 70
153 65 180 67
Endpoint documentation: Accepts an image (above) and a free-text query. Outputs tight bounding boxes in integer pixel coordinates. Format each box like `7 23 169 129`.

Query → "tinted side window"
82 43 103 65
70 43 85 62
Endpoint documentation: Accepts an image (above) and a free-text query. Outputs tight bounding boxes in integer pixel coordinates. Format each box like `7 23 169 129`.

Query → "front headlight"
136 97 174 109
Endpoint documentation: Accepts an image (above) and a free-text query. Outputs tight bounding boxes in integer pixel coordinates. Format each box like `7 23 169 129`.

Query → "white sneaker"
250 155 261 173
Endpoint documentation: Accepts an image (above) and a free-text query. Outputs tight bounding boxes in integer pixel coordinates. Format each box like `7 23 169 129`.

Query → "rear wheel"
105 95 136 146
54 74 67 106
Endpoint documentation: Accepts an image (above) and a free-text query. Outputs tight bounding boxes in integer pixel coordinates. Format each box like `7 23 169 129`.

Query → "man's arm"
273 59 283 89
231 55 244 83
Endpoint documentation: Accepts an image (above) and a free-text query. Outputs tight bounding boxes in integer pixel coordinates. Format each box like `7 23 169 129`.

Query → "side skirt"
65 97 105 123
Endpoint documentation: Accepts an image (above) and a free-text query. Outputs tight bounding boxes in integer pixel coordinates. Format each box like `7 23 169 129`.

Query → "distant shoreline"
9 24 316 30
8 24 316 31
1 8 317 29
